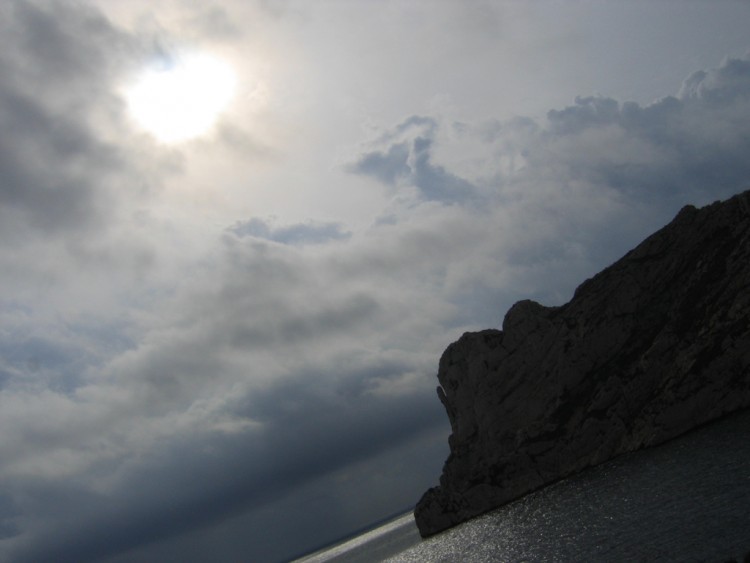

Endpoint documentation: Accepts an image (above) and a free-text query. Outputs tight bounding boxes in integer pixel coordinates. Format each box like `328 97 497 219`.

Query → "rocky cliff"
415 190 750 537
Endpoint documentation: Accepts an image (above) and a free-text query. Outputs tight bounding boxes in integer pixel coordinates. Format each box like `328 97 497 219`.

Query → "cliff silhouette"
416 190 750 537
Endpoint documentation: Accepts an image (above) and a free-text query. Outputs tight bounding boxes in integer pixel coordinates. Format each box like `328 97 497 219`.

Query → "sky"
1 1 750 562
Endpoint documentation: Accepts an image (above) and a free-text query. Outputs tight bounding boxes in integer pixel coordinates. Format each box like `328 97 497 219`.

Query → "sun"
125 52 237 144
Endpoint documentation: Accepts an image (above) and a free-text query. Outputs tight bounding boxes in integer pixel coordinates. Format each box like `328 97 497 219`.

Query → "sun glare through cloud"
125 52 237 143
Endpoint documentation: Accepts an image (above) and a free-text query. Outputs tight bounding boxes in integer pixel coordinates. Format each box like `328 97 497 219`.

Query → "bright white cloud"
125 52 237 143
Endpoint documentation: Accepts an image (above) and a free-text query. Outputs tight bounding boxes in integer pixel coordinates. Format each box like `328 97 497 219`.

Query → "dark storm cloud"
8 388 444 563
3 1 120 84
222 294 379 350
3 238 447 562
0 86 112 234
1 208 457 560
541 91 750 201
228 218 351 245
0 494 19 541
0 1 132 236
537 55 750 205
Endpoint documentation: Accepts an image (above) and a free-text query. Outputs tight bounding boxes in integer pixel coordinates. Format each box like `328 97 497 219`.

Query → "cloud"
678 55 750 103
350 141 411 186
0 1 136 238
0 226 451 561
227 218 351 245
181 5 243 41
4 389 444 563
348 56 749 211
0 0 187 326
348 116 479 205
2 2 750 561
535 83 750 205
0 64 106 236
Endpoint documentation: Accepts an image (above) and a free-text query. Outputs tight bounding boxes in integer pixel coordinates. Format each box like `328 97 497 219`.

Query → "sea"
293 408 750 562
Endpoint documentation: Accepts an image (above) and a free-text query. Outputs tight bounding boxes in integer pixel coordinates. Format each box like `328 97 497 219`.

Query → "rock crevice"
415 190 750 537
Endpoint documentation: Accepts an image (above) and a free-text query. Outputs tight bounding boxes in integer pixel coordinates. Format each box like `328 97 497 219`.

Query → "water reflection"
389 410 750 562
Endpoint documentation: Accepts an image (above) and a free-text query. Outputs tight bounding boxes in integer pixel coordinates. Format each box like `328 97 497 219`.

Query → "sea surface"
294 409 750 562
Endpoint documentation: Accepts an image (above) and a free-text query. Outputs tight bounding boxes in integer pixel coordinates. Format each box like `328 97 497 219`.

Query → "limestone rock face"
415 191 750 537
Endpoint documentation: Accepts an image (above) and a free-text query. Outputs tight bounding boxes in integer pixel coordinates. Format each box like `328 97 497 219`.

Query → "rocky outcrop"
415 190 750 537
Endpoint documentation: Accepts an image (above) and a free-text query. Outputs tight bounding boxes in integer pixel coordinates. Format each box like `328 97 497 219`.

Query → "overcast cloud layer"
1 1 750 562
